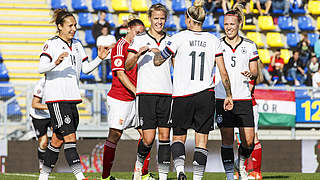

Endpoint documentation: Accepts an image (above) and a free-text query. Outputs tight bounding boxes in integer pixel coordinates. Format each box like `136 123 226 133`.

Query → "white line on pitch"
4 173 55 178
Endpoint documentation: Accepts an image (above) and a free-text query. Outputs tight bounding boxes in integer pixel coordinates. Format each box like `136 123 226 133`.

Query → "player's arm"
39 52 68 73
32 96 48 110
82 46 110 74
242 60 258 80
117 71 136 96
125 46 149 70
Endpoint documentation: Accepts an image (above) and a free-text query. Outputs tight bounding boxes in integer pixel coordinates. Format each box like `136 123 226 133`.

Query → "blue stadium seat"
92 47 98 59
278 16 295 31
210 32 220 38
308 33 319 47
172 0 187 12
106 13 115 27
78 12 94 27
272 9 284 14
179 15 187 29
165 14 177 29
7 100 22 117
286 33 300 47
110 30 115 35
0 52 3 62
80 72 95 81
219 15 224 30
167 31 177 36
0 82 15 100
98 64 112 81
298 16 315 31
51 0 68 9
92 0 109 11
152 0 166 5
85 30 96 45
72 0 88 10
0 63 9 80
290 0 306 14
203 14 216 30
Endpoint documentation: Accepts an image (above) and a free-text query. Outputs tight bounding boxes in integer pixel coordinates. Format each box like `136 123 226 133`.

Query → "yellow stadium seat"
317 17 320 30
266 32 284 47
242 16 256 30
258 16 276 30
112 0 129 11
280 49 290 64
258 49 270 64
139 13 150 28
308 1 320 15
246 32 264 47
250 0 265 14
132 0 148 12
118 13 131 25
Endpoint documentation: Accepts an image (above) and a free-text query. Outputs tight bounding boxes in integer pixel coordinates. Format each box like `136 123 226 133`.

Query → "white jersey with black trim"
39 36 91 103
128 31 172 95
29 77 50 119
164 30 222 97
215 37 259 100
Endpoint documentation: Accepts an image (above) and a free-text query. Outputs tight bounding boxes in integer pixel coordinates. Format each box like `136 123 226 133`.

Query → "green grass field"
1 172 320 180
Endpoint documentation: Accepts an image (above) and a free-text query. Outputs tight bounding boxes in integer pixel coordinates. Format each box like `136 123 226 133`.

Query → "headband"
186 10 202 24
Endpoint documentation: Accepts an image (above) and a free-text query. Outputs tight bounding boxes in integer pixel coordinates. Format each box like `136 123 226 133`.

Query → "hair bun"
193 0 204 8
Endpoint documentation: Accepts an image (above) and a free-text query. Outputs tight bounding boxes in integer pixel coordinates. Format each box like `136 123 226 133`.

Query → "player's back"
171 30 220 97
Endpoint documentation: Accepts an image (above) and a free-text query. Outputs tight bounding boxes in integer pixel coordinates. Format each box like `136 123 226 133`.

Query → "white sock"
239 155 246 169
176 165 184 177
38 173 48 180
159 172 168 180
75 172 85 180
193 174 202 180
39 160 44 170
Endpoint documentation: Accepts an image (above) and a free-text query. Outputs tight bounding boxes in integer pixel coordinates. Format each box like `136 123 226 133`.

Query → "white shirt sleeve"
38 41 57 73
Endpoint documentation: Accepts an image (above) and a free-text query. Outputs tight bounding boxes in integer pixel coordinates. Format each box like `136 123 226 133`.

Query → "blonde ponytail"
186 0 206 23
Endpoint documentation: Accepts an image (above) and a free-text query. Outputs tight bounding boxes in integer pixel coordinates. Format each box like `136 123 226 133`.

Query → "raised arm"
82 46 110 74
125 46 149 70
38 52 68 73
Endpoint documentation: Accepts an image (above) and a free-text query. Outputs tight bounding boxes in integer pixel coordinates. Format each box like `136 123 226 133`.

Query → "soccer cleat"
178 172 187 180
239 166 248 180
141 173 155 180
100 176 116 180
248 171 262 180
234 172 239 179
133 167 142 180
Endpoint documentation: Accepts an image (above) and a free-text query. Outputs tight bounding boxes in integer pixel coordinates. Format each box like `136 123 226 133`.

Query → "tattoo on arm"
223 78 232 97
153 51 167 66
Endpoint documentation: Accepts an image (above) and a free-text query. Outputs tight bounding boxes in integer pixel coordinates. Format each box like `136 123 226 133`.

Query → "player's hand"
149 48 160 53
138 46 149 56
241 71 253 79
55 52 68 65
98 46 110 60
223 96 233 111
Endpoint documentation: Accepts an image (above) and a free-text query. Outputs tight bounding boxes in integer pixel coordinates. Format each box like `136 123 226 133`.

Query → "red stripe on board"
254 89 295 101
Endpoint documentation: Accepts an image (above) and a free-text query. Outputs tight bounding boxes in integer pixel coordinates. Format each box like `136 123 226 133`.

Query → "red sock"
142 151 151 175
251 142 262 173
102 140 117 179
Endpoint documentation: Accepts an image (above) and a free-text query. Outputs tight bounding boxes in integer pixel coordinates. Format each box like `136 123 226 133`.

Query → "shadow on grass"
263 175 290 179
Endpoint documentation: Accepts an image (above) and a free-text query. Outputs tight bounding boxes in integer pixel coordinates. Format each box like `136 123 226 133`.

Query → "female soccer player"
38 9 109 180
214 5 259 180
152 0 233 179
100 17 146 180
125 3 173 180
30 77 50 171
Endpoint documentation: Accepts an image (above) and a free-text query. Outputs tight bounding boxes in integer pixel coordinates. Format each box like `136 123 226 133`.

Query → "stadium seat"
202 14 216 30
118 13 131 25
172 0 187 12
272 9 284 14
266 32 284 47
0 52 2 62
132 0 148 12
152 0 166 5
139 13 151 28
7 100 22 117
286 33 300 47
98 64 112 81
308 33 319 47
246 32 264 47
92 0 109 11
106 13 115 27
308 1 320 15
278 16 295 31
179 14 187 29
72 0 88 11
0 63 9 81
242 16 256 31
85 30 96 45
112 0 129 11
258 49 270 64
210 32 220 38
290 0 306 14
219 15 224 30
165 14 177 29
78 12 94 27
51 0 68 9
0 82 15 100
80 72 95 82
258 16 276 30
167 31 177 36
92 47 98 59
280 49 290 64
298 16 315 31
317 17 320 30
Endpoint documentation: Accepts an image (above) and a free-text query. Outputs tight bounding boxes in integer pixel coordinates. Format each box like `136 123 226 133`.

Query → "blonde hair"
186 0 206 23
148 3 168 19
225 4 244 27
256 60 264 84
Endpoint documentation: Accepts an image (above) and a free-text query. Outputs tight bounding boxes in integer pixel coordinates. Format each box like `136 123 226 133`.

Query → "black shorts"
47 102 79 137
137 95 172 130
31 117 51 138
171 89 215 135
216 100 254 128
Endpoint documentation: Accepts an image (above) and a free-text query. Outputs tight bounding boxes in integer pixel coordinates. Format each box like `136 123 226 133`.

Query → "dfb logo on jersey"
114 59 122 67
241 47 247 54
64 115 71 124
216 114 223 124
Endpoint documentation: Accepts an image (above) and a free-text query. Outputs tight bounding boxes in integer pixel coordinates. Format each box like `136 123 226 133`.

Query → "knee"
107 129 123 144
142 137 154 146
51 138 63 147
158 131 170 141
39 139 48 150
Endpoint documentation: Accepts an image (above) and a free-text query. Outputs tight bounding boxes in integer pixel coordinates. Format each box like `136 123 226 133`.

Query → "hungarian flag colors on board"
255 89 296 127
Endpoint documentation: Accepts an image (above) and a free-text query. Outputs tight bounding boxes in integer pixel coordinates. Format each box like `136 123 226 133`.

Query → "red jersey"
268 56 284 72
249 80 257 106
107 38 137 101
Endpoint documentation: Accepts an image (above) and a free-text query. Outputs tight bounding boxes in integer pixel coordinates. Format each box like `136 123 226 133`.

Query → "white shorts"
107 96 136 130
253 104 259 132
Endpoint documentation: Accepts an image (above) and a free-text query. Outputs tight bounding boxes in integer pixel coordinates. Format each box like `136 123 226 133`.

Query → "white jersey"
128 31 172 95
164 30 222 97
215 37 259 100
29 77 50 119
39 36 88 103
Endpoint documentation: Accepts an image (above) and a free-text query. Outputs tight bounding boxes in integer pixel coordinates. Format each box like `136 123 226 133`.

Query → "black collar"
146 31 166 45
57 36 73 49
223 36 243 52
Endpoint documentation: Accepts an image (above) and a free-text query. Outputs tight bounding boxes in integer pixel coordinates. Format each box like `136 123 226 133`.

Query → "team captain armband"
161 47 174 59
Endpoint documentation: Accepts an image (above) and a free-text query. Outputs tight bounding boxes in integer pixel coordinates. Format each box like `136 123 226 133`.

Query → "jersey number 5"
231 56 236 67
189 51 205 81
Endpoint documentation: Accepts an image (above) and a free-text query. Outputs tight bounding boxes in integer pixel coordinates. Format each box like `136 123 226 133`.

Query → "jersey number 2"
189 51 205 81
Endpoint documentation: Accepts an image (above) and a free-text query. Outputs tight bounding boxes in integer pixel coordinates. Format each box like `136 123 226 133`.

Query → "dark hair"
293 50 299 54
128 19 145 27
50 9 74 30
99 10 107 14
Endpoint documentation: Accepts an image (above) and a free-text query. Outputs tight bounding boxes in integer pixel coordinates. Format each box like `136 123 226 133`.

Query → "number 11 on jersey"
189 51 205 81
